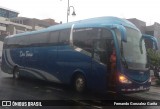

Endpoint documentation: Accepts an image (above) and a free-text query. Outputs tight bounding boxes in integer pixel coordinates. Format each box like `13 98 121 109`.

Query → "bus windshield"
117 27 147 70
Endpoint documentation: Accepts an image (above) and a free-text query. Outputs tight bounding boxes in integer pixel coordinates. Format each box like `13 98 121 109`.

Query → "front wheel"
13 67 20 79
74 74 86 93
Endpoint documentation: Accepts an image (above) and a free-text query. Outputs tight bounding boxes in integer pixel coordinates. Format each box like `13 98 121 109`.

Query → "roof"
0 6 19 13
8 16 139 38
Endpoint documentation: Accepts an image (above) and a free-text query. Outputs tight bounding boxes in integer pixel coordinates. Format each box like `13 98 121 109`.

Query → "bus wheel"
74 74 86 93
13 67 20 79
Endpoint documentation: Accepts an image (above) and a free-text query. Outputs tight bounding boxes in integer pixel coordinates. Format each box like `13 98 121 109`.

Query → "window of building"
0 9 7 17
0 23 6 27
8 12 18 18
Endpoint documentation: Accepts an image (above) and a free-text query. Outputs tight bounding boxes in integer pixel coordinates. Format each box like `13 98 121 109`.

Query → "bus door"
92 38 115 91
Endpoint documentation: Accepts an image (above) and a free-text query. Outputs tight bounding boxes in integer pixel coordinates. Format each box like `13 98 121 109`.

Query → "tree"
147 48 160 80
147 49 160 67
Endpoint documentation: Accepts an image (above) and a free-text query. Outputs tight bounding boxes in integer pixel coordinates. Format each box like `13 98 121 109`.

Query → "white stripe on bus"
6 49 16 66
25 67 61 83
5 49 61 83
3 50 13 68
20 69 45 80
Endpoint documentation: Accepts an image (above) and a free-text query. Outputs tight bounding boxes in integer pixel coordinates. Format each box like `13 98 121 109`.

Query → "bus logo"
20 51 33 57
140 72 144 74
2 101 11 106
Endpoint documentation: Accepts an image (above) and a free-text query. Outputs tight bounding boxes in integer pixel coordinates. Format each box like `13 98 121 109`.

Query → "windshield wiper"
120 41 128 69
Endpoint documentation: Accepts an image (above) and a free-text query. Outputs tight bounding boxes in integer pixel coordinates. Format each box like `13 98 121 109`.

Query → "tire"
13 67 20 79
74 74 86 93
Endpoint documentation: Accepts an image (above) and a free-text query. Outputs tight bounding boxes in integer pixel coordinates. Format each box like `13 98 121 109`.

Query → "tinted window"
29 32 49 46
3 38 7 49
6 37 19 48
102 29 112 38
73 28 100 53
59 29 70 45
7 37 17 45
49 31 59 45
17 35 29 46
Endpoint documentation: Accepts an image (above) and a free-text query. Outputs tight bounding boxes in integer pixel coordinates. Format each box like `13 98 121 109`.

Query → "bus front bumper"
117 82 151 93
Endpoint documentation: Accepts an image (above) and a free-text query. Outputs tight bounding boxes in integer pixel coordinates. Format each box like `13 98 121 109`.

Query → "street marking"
46 89 52 93
46 86 64 92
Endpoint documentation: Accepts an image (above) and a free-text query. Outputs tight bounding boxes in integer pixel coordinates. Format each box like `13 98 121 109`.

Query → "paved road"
0 70 160 109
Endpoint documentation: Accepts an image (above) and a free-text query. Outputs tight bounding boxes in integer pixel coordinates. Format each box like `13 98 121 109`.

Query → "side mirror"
108 24 127 42
142 34 158 50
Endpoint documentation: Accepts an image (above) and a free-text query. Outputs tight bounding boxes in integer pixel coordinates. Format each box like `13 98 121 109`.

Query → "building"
128 18 160 50
0 17 32 40
0 6 59 39
145 23 160 49
0 7 30 41
0 17 32 56
0 6 19 18
10 17 59 30
43 19 58 25
0 7 19 41
0 6 60 56
127 18 146 34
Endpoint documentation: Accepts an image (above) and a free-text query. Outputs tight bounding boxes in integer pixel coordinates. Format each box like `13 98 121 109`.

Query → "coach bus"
1 17 158 93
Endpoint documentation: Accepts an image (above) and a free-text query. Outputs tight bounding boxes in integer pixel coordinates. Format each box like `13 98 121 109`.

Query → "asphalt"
123 70 160 100
0 69 160 109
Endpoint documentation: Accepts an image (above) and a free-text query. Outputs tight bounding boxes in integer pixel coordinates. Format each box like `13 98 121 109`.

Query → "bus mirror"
109 24 127 42
119 25 127 42
142 34 158 50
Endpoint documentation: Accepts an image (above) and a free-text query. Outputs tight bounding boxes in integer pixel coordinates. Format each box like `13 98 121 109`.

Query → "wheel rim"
75 76 85 92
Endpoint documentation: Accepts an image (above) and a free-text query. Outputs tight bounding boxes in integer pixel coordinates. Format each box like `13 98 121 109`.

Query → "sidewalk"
125 71 160 100
150 86 160 94
150 70 158 85
125 86 160 100
150 70 160 93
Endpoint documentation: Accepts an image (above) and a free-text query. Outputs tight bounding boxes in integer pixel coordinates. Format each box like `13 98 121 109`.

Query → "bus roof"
7 16 139 38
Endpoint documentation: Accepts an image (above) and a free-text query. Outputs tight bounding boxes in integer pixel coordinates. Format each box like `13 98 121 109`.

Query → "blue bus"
1 17 158 93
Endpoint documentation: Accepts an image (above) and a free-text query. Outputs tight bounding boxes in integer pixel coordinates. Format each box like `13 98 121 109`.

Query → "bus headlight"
119 74 132 84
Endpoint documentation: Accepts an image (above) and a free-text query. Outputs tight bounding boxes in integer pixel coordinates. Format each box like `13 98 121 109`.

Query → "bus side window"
49 31 59 45
102 29 112 39
93 29 113 65
102 29 113 64
3 38 8 49
59 29 70 45
7 37 17 48
16 35 29 47
73 28 100 53
93 40 108 64
29 32 49 46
